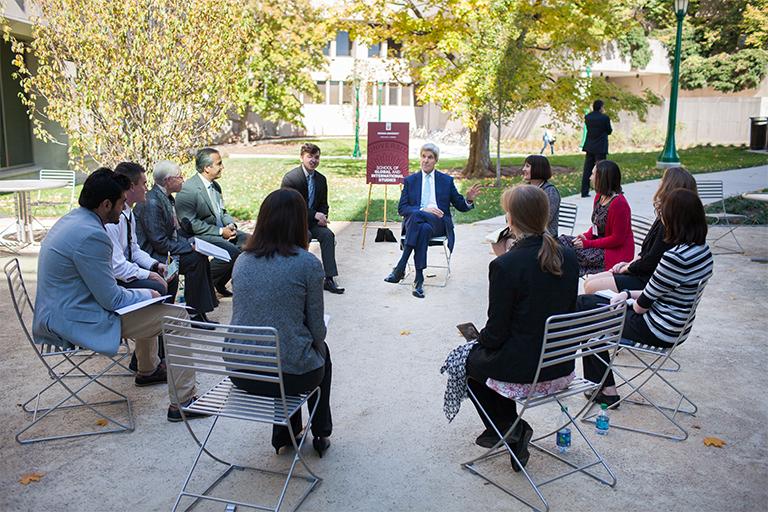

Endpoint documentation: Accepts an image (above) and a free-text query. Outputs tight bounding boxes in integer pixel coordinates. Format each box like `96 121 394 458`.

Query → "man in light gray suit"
174 148 247 296
33 168 207 422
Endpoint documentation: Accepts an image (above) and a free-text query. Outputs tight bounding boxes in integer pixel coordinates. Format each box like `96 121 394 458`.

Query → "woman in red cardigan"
559 160 634 276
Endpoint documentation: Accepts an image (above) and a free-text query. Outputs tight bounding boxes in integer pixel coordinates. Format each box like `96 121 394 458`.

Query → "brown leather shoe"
167 396 211 422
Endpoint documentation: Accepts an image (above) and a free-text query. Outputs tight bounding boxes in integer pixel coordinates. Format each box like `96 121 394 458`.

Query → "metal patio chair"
164 317 321 512
696 180 745 254
35 169 77 210
582 280 708 441
4 258 134 444
462 302 627 512
399 233 451 287
630 214 654 250
557 202 578 236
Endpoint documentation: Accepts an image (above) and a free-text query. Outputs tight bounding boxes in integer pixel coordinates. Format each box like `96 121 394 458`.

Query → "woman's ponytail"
538 232 563 276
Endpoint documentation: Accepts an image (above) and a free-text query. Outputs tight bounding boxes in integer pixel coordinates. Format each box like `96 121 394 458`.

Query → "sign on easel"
362 122 409 248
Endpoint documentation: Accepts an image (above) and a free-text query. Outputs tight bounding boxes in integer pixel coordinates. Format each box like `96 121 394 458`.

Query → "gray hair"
153 160 181 185
420 143 440 161
195 147 219 173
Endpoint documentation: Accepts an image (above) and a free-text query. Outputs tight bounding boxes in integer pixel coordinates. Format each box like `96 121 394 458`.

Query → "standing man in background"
281 143 345 294
581 99 612 198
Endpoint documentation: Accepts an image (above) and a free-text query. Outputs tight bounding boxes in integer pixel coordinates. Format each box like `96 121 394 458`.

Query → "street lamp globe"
674 0 689 16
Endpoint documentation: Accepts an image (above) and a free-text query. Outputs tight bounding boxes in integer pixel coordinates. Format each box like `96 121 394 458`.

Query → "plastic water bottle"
177 274 185 304
556 405 571 453
595 403 610 435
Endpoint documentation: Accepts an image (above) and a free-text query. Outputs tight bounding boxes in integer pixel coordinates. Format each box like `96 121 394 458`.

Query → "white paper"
116 295 172 315
324 314 330 328
485 226 508 244
192 237 232 262
595 289 635 305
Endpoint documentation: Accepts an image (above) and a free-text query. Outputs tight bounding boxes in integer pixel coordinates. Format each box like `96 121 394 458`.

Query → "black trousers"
582 152 606 196
309 225 338 277
231 343 332 444
577 294 673 387
167 252 218 315
198 231 248 292
466 345 518 432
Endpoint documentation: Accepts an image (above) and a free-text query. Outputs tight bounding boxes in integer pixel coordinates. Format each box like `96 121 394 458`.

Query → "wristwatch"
621 289 632 301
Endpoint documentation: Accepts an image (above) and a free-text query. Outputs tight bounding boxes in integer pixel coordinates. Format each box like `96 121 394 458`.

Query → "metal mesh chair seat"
164 318 322 512
185 378 310 423
517 377 602 409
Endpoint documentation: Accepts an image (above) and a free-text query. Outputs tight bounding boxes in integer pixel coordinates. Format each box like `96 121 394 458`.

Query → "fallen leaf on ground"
400 330 412 336
95 419 109 426
691 424 701 429
703 436 727 448
19 472 45 485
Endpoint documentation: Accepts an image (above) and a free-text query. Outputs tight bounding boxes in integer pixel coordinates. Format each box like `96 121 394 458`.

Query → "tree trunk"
462 114 494 179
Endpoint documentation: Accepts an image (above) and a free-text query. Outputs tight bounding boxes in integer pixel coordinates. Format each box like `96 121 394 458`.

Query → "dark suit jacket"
281 166 329 227
583 110 613 155
134 185 194 262
174 173 235 237
397 170 473 252
468 236 580 383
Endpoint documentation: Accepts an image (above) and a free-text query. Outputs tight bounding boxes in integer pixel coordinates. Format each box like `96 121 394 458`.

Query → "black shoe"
324 277 345 294
312 436 331 458
475 425 522 449
510 420 533 472
412 280 425 299
167 396 211 422
128 353 138 373
216 287 233 297
191 314 218 330
384 267 406 284
584 390 621 408
134 365 167 387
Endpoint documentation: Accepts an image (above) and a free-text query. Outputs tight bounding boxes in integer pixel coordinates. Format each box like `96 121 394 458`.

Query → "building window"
311 81 327 104
368 42 381 58
401 84 413 106
342 81 354 104
322 41 331 57
328 81 341 104
388 83 400 106
1 39 33 168
386 38 402 58
335 31 352 57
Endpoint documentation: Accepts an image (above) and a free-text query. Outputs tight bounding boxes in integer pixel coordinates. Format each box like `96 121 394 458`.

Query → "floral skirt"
558 235 604 277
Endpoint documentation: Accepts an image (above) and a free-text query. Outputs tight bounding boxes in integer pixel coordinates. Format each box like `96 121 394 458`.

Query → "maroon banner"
366 122 409 185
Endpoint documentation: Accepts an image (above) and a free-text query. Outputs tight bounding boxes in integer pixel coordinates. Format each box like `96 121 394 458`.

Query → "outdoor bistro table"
0 179 69 247
742 193 768 263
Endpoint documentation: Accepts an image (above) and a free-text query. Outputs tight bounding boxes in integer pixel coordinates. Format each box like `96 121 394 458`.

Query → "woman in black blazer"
466 185 579 471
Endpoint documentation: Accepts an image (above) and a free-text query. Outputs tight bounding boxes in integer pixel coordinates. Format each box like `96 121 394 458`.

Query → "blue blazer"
398 170 473 252
33 208 151 354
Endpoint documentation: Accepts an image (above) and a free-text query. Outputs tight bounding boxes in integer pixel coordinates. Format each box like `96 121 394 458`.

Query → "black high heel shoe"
312 437 330 458
510 420 533 473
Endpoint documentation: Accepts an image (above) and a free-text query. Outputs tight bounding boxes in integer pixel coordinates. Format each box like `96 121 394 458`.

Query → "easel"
361 183 400 249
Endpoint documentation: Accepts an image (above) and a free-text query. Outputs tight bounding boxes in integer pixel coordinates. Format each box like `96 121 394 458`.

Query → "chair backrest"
163 317 292 415
631 214 654 249
39 169 76 206
558 202 578 235
4 258 35 345
531 302 627 388
695 180 724 206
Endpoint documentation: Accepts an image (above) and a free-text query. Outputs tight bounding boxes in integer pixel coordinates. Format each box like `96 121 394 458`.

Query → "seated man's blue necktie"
307 173 315 209
420 173 432 209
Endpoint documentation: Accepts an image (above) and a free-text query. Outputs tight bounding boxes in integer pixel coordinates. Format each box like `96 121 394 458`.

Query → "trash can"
749 116 768 150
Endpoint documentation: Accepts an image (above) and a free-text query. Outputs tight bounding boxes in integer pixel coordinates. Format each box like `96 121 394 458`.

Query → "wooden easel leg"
362 184 373 249
383 185 388 227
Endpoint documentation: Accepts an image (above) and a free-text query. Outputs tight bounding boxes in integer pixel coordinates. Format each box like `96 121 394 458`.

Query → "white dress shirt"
105 204 158 282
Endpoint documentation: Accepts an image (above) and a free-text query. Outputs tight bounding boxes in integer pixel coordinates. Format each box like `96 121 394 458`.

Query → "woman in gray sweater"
228 188 332 457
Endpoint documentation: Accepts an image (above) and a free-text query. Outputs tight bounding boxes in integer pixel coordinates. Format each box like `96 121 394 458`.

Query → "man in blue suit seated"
32 168 208 422
384 143 482 298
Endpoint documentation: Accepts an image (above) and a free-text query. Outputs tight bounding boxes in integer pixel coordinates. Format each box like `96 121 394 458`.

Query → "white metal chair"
35 169 77 210
462 302 627 512
399 234 451 286
557 202 578 236
630 214 654 249
582 280 708 441
696 180 745 254
4 258 134 444
164 317 321 512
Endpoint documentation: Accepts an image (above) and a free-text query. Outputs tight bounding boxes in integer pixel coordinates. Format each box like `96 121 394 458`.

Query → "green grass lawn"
3 145 766 223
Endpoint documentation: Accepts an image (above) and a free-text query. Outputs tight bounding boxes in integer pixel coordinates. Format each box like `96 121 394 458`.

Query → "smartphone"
456 322 480 341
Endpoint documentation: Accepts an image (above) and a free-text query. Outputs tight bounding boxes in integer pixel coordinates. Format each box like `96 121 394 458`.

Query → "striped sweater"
636 243 713 344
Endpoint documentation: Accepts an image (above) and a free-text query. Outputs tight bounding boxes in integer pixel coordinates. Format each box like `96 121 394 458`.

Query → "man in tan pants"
33 168 206 422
